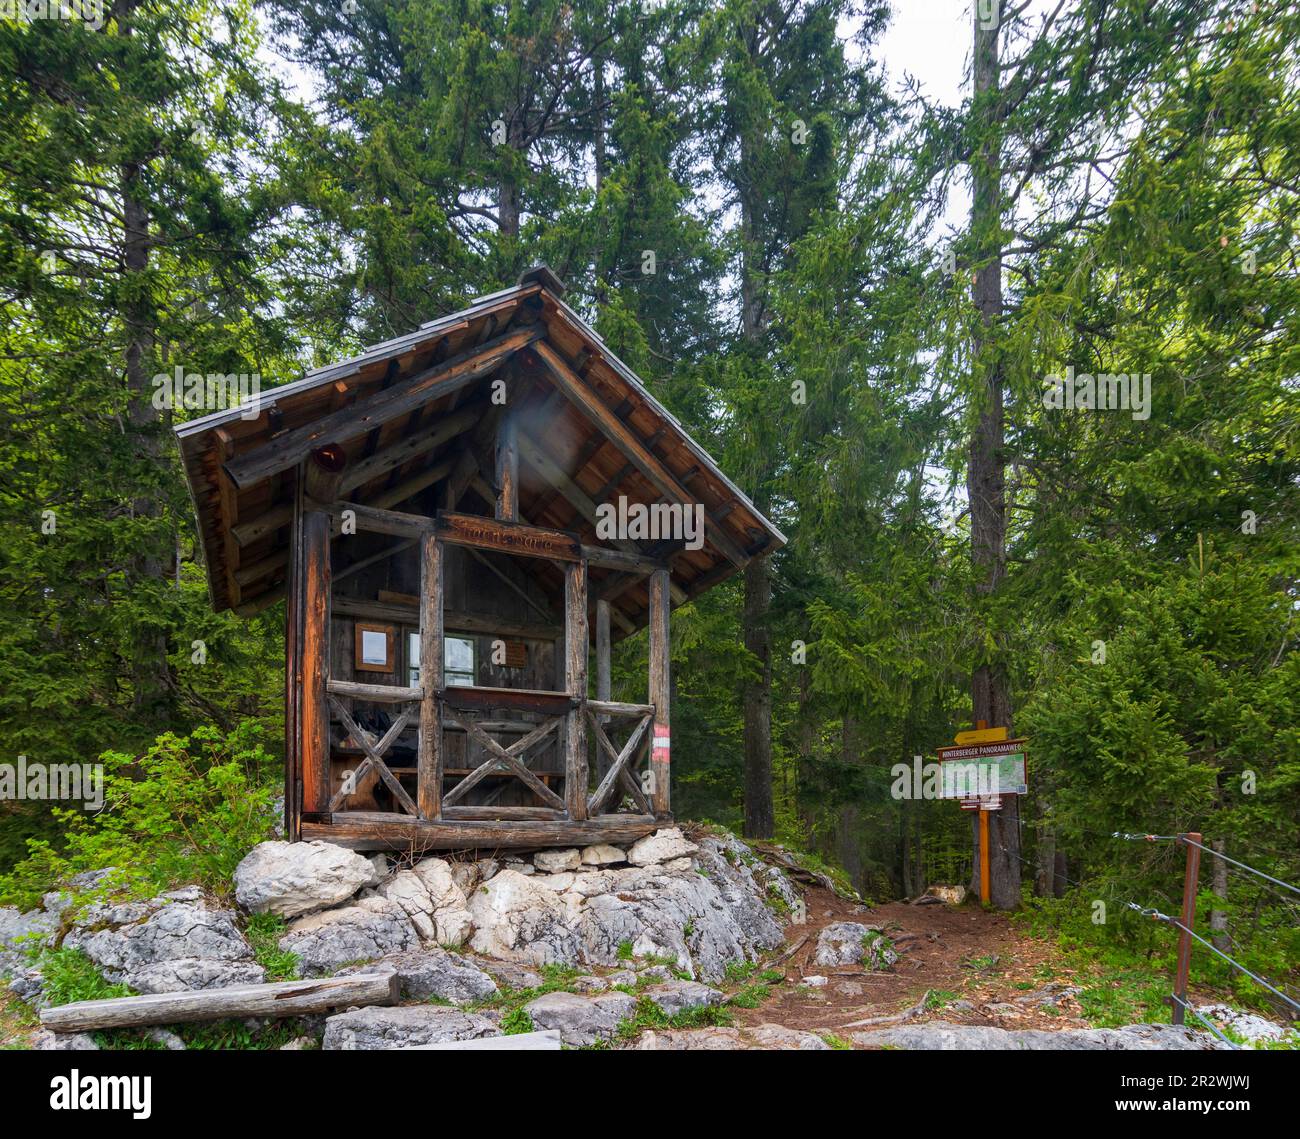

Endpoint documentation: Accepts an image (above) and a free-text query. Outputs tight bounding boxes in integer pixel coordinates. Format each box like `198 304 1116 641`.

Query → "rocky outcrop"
322 1005 500 1050
334 949 497 1005
642 981 723 1016
233 841 382 919
64 893 265 994
468 869 582 965
279 896 419 977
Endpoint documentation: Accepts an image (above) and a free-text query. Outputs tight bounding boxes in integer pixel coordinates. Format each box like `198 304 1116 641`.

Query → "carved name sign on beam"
224 325 545 490
435 511 581 562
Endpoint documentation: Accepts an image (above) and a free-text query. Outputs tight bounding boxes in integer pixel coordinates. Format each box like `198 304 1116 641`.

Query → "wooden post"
284 474 304 840
648 568 671 817
495 410 518 522
595 599 612 775
1171 831 1203 1025
300 504 331 821
303 442 347 505
564 559 588 820
978 809 991 905
418 534 444 821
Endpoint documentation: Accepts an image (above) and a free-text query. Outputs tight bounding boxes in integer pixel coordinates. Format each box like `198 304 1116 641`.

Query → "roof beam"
224 325 544 490
531 340 749 568
517 433 685 603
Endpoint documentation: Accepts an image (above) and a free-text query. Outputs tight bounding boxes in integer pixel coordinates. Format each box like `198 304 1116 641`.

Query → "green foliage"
499 1007 534 1035
29 946 132 1007
244 913 299 983
0 723 278 910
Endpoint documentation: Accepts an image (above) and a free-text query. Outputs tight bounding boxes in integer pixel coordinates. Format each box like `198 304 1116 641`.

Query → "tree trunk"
742 556 774 838
120 26 171 718
1210 837 1229 951
968 0 1020 909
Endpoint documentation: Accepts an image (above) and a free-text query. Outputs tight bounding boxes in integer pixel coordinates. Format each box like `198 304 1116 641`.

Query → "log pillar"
648 568 671 817
418 533 444 820
565 559 589 820
495 410 518 521
299 500 332 822
594 599 612 776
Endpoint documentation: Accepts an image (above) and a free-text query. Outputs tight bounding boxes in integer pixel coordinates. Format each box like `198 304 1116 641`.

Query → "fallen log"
40 973 400 1034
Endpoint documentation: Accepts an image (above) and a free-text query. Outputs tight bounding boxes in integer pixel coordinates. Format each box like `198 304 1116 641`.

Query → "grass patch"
244 913 299 982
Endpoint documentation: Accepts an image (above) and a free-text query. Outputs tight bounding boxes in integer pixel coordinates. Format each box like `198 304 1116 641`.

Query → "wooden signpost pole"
979 808 991 905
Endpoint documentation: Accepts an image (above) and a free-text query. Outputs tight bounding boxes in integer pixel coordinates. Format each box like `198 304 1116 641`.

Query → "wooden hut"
176 267 785 852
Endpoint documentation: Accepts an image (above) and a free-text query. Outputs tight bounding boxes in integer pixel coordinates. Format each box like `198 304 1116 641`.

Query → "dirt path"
734 887 1091 1042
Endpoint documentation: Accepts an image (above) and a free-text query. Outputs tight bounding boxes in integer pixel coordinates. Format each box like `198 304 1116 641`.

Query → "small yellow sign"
954 726 1009 745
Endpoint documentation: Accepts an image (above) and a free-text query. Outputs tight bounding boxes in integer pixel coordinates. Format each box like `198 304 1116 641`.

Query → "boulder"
279 897 419 977
8 965 46 1007
627 828 697 866
322 1005 500 1050
335 949 497 1005
477 959 544 992
534 849 580 873
234 841 381 919
813 922 897 970
411 858 474 946
468 870 581 966
580 844 626 867
31 1029 100 1051
523 991 637 1047
65 897 265 993
642 981 724 1017
448 858 498 896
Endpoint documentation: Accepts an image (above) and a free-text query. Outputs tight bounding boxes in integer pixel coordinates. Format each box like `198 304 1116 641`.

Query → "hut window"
354 624 394 673
408 633 476 688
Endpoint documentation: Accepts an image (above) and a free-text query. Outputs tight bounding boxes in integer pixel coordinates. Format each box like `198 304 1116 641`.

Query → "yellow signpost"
937 721 1027 905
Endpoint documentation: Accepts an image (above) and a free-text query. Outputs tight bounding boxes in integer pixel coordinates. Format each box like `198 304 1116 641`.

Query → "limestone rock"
813 922 897 970
0 906 57 976
857 1021 1229 1051
234 841 381 919
642 981 723 1016
628 828 698 866
477 959 544 992
279 896 419 976
335 948 497 1005
580 844 626 867
65 897 264 993
468 870 581 966
31 1029 100 1051
322 1005 500 1050
534 848 580 873
636 1023 829 1050
523 991 637 1047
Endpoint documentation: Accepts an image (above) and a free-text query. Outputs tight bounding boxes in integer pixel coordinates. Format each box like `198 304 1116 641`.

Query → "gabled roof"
175 267 785 634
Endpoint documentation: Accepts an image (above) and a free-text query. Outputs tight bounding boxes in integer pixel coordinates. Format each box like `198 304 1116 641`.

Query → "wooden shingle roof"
176 268 785 635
